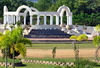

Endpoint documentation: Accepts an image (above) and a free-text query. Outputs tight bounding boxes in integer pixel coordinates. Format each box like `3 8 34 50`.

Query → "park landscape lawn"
0 43 100 68
27 43 96 49
0 64 58 68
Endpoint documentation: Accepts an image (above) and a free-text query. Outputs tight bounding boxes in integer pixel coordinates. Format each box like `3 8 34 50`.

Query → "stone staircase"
24 25 73 43
24 29 71 38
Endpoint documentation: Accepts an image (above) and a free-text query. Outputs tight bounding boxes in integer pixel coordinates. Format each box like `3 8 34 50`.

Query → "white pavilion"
3 5 72 26
3 5 97 38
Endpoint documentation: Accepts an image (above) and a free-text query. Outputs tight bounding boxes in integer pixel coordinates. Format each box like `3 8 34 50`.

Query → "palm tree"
0 31 13 68
0 26 32 68
10 26 31 68
93 36 100 61
93 24 100 61
70 34 88 60
94 24 100 36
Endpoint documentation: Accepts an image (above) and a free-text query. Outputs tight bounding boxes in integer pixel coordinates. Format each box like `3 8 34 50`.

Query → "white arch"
57 5 72 26
30 7 39 12
24 7 39 16
3 5 73 26
4 6 8 12
16 5 32 16
57 5 70 13
60 9 72 16
57 5 72 16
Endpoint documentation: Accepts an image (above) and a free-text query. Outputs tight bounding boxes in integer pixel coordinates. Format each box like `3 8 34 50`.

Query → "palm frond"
93 36 100 47
0 32 4 36
0 35 12 49
4 30 11 36
77 34 88 41
94 24 100 32
70 35 77 40
14 43 26 57
17 38 32 46
10 26 23 42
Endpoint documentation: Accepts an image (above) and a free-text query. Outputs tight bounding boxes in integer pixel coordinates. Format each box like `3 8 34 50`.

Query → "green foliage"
70 35 77 40
54 66 62 68
70 34 88 60
34 0 52 11
70 34 88 41
93 36 100 47
17 38 32 46
0 26 31 59
77 34 88 41
65 58 97 68
26 1 34 7
75 58 97 67
65 65 93 68
16 21 22 26
0 58 21 63
73 13 100 26
14 43 26 57
52 47 57 58
94 24 100 32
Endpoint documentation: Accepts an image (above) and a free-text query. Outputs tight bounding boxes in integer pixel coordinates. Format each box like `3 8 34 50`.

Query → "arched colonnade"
3 5 72 26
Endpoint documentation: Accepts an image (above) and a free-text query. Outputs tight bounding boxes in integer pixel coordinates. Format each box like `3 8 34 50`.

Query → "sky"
30 0 38 2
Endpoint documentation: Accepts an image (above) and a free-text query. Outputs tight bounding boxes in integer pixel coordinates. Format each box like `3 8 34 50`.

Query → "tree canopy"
0 0 100 26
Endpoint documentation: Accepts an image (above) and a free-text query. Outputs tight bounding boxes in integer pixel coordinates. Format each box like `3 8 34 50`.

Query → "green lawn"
24 57 75 62
26 43 96 49
0 43 99 68
0 57 100 68
0 63 58 68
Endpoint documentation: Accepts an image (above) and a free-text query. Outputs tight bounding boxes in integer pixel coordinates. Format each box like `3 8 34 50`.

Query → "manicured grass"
0 63 59 68
0 57 100 68
0 43 98 68
24 57 75 62
0 58 21 63
0 64 100 68
26 43 96 49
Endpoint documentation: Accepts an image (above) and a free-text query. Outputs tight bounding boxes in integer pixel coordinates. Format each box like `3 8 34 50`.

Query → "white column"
16 16 19 22
11 15 13 24
60 16 63 25
4 15 7 24
44 15 46 25
9 15 12 24
68 16 72 25
67 16 69 25
14 16 15 24
30 16 32 25
56 15 59 25
50 15 53 25
37 15 40 25
7 15 9 24
18 16 20 21
24 16 26 25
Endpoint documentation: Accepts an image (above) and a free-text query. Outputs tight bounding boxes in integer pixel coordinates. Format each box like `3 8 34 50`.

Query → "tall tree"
48 0 78 13
34 0 52 11
8 0 27 11
70 34 88 60
87 0 100 13
0 26 32 68
93 36 100 61
93 25 100 61
26 1 34 7
0 0 27 18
